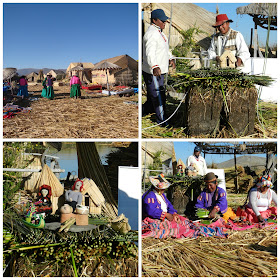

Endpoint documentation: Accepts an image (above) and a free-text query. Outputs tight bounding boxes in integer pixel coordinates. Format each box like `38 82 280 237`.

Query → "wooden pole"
234 151 238 193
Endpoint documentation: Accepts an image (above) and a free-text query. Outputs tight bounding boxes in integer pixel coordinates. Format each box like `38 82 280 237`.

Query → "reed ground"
4 84 138 139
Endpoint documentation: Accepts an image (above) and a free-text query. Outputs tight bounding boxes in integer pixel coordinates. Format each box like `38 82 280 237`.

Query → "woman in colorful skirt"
70 74 82 99
236 175 277 223
41 74 54 99
17 76 28 98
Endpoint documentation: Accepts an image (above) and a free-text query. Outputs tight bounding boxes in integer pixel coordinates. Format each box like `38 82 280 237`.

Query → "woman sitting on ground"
142 174 180 223
195 172 236 222
236 175 277 223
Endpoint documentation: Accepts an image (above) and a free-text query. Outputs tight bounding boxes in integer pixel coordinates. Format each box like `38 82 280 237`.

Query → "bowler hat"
213 14 233 27
151 9 169 22
204 172 218 182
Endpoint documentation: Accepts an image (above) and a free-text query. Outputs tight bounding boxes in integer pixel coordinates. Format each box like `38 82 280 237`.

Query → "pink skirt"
236 206 277 223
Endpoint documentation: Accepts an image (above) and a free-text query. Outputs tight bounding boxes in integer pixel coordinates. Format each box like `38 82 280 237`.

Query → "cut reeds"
142 228 277 277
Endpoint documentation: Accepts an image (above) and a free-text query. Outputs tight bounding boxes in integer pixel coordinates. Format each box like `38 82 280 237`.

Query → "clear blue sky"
195 3 277 47
3 3 138 69
174 142 266 166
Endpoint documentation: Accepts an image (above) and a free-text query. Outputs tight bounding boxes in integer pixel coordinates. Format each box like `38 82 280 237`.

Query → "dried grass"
142 228 277 277
4 85 138 139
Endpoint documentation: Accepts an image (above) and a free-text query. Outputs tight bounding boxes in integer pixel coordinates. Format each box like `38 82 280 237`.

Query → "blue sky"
196 3 277 47
3 3 138 69
174 142 266 166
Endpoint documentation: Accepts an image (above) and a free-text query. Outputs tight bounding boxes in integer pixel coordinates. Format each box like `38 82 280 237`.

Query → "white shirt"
153 190 168 212
208 28 250 65
187 155 207 176
142 24 174 74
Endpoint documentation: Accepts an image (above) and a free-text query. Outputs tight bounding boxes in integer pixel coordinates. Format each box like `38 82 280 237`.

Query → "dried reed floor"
4 85 138 139
142 228 277 277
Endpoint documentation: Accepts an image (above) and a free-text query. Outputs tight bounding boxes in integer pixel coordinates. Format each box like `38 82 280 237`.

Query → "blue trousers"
142 71 167 124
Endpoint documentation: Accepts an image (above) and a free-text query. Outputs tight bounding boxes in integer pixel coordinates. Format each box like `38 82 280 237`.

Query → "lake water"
47 143 118 179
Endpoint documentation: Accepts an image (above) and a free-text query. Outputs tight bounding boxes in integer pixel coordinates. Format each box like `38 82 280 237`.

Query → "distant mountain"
17 68 66 76
216 155 266 169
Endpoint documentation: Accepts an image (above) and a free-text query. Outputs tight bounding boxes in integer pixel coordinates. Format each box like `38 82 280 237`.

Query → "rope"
142 89 188 130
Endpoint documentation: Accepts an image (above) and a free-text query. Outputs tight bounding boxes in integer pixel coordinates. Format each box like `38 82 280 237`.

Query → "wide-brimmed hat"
204 172 218 183
256 175 273 188
149 174 170 190
213 14 233 27
151 9 169 22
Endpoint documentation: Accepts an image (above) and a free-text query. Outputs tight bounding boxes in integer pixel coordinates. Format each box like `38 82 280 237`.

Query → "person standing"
187 146 207 176
17 76 28 98
208 14 250 68
41 74 54 100
142 9 176 125
70 74 82 99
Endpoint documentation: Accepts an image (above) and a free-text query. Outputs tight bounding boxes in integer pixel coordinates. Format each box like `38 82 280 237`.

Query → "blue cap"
194 146 201 152
151 9 169 22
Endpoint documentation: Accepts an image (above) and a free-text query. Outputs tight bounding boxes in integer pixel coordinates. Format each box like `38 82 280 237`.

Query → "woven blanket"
142 216 277 239
142 216 227 239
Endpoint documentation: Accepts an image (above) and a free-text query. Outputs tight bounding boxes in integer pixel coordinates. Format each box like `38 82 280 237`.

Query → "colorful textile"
236 206 277 223
3 104 31 119
142 190 177 220
222 207 237 223
142 215 227 239
142 216 277 239
195 187 228 214
17 85 28 97
70 84 81 98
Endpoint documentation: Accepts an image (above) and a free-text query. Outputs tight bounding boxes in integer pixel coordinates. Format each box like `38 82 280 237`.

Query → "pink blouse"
70 76 82 86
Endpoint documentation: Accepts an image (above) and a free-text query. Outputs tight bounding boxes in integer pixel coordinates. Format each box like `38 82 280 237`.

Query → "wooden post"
234 151 238 193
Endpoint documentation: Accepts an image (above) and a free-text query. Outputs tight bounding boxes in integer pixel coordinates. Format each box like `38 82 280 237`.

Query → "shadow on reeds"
248 243 277 257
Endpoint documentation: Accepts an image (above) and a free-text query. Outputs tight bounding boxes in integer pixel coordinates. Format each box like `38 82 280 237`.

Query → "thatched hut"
142 3 216 50
92 55 138 86
66 62 94 84
26 72 38 82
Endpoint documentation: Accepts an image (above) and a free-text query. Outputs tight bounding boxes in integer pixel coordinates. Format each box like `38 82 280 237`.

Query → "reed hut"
92 55 138 87
67 62 94 84
26 72 38 82
236 3 277 57
142 3 216 50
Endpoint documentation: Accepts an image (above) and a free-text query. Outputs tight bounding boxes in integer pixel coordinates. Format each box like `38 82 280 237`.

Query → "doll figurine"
36 185 52 214
65 179 84 212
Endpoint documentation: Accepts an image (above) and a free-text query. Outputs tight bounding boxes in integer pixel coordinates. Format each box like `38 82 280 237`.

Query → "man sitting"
195 172 236 222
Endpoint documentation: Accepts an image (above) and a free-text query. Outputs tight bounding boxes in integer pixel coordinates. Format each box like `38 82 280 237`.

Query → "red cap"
213 14 233 27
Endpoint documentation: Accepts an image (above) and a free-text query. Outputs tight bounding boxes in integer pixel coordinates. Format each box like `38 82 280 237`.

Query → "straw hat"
149 174 170 190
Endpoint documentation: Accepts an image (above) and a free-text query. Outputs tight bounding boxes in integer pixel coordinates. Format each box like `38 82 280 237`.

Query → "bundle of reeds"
169 68 274 90
142 228 277 277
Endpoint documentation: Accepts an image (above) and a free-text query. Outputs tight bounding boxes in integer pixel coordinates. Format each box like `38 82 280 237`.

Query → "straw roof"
93 61 121 71
34 164 64 197
142 3 216 50
95 54 138 72
236 3 277 30
177 158 186 169
66 62 94 72
236 3 277 17
3 68 17 80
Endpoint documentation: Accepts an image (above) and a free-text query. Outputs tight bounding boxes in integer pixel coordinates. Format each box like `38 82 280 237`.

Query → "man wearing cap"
208 14 250 68
142 9 176 125
187 146 207 176
195 172 229 219
142 174 180 222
